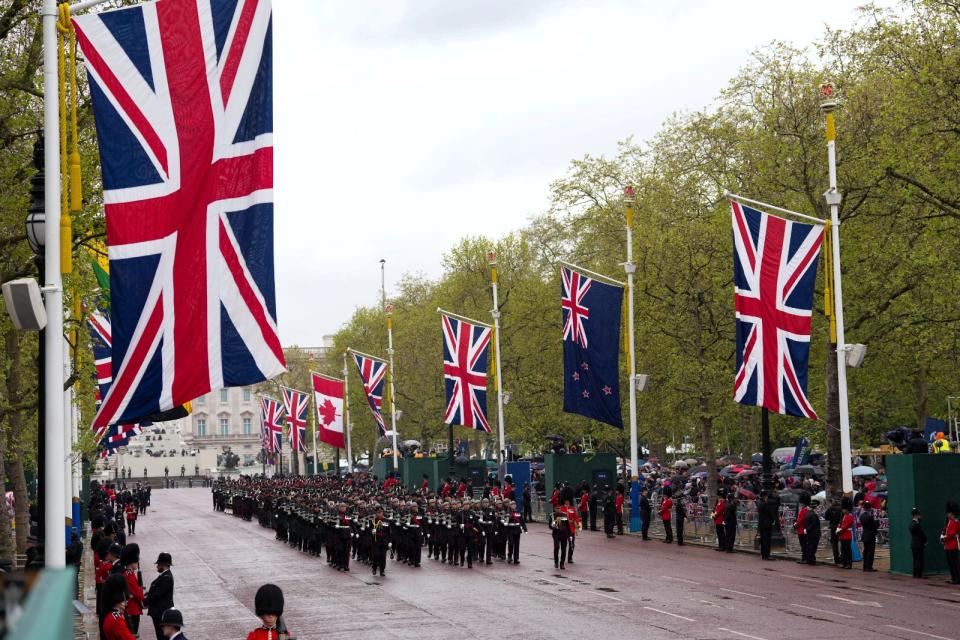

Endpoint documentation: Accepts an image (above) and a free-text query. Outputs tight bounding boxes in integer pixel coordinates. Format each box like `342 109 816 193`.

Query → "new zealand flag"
561 266 624 428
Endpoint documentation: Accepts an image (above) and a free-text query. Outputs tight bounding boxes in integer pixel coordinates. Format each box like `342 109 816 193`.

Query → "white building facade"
186 385 264 469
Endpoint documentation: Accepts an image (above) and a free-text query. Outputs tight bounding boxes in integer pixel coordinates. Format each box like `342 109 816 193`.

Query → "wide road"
128 488 960 640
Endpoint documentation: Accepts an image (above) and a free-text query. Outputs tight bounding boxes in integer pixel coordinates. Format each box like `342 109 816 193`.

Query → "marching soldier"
505 499 526 564
371 506 389 576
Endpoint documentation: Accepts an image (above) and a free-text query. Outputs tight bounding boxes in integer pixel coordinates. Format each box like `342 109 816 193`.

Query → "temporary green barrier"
8 568 76 640
544 452 617 494
887 453 960 575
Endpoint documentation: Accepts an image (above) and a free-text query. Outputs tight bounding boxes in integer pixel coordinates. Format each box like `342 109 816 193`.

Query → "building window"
196 394 205 405
242 417 252 435
243 388 251 402
197 418 206 436
220 418 229 436
220 388 229 403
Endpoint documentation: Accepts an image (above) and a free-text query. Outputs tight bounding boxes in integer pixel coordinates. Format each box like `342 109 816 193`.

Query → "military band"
212 474 528 575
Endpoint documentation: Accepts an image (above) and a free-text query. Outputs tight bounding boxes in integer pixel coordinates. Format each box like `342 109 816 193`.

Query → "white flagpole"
386 305 399 471
311 395 318 476
624 188 639 486
42 0 66 568
343 352 352 474
821 85 854 494
487 252 507 479
381 260 399 471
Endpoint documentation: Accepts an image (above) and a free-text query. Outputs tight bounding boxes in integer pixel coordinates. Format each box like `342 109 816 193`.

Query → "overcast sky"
272 0 887 346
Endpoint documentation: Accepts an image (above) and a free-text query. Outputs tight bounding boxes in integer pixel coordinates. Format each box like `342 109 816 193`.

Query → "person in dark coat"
638 488 652 541
723 493 738 553
824 498 843 564
588 486 599 531
859 501 879 571
803 504 821 565
675 492 687 546
602 486 617 538
144 553 174 640
757 492 775 560
910 507 927 578
159 608 188 640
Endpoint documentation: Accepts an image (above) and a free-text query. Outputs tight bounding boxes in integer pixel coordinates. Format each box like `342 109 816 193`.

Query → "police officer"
859 501 879 571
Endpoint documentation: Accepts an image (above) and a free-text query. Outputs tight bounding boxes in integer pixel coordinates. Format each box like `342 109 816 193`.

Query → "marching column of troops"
213 473 528 575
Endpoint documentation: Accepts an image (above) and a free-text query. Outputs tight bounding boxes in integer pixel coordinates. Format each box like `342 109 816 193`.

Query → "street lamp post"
487 251 507 480
623 186 640 533
25 136 47 555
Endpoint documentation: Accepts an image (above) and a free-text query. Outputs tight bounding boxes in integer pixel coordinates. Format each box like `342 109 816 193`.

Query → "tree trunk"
291 451 299 476
699 396 718 509
4 329 30 554
824 332 843 499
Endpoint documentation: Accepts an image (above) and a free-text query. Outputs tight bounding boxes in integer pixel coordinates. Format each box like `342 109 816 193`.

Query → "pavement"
109 488 960 640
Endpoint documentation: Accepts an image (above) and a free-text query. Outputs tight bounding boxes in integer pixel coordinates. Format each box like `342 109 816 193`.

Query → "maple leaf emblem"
318 398 337 426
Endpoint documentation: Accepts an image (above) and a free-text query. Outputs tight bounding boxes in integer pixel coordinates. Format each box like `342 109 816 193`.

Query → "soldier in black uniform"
724 492 739 553
859 501 879 571
505 500 526 564
455 502 477 568
675 491 687 546
824 497 843 565
371 506 389 576
407 503 423 567
477 498 494 565
757 492 775 560
910 507 927 578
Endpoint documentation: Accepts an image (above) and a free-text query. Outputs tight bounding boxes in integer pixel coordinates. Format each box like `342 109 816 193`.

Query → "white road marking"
719 627 769 640
790 603 855 619
818 594 882 608
845 584 906 598
644 606 695 622
885 624 955 640
660 575 700 584
720 587 767 599
697 599 732 609
788 575 828 584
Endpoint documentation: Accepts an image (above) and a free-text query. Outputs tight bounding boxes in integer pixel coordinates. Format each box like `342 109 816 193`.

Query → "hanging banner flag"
260 396 284 454
440 311 492 432
731 200 823 419
281 387 309 453
561 264 624 429
350 350 387 437
312 372 345 449
73 0 284 431
88 309 145 453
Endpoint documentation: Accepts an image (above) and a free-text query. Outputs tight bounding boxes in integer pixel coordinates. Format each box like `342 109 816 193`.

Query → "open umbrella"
750 453 764 464
852 465 878 477
794 464 818 476
692 471 708 479
684 458 699 466
737 469 757 479
737 487 757 500
673 460 689 469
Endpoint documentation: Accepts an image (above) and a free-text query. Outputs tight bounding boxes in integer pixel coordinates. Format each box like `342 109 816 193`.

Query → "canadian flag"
312 372 345 449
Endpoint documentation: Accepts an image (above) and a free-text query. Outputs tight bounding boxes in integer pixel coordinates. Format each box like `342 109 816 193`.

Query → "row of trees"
308 1 959 501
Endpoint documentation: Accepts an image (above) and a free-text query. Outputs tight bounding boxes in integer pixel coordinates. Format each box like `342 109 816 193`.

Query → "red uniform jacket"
944 519 960 551
421 479 429 494
560 505 579 534
247 628 287 640
440 482 452 497
838 513 854 541
659 497 672 521
456 482 467 498
579 493 589 514
125 570 144 616
125 504 137 522
550 490 560 507
616 494 625 515
103 610 136 640
712 499 727 525
794 506 809 535
95 559 112 586
503 485 514 500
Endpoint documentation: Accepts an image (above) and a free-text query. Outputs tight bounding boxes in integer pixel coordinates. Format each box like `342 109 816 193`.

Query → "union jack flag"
73 0 284 431
99 424 144 458
441 314 491 432
260 396 284 454
352 352 387 437
732 200 824 419
562 267 592 349
281 387 308 453
87 309 145 454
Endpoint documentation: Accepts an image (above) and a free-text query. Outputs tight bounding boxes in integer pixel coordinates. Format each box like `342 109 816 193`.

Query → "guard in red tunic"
120 544 144 636
615 488 626 535
942 500 960 584
795 494 810 563
247 584 291 640
659 487 674 543
712 493 727 551
125 501 138 535
836 497 855 569
102 574 136 640
560 499 580 564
